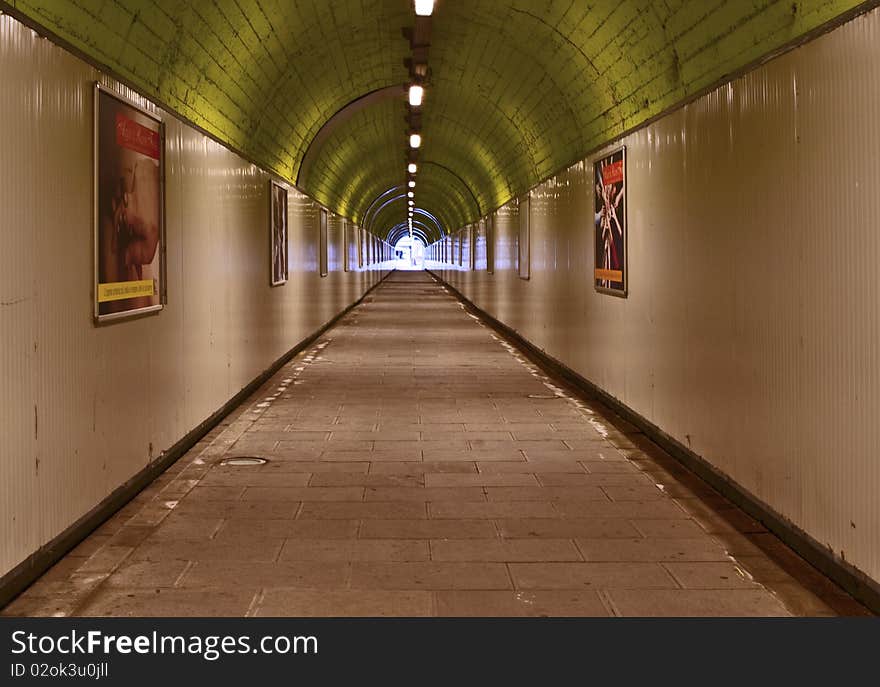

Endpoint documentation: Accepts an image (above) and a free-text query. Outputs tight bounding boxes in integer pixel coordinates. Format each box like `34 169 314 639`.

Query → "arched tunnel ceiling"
7 0 866 235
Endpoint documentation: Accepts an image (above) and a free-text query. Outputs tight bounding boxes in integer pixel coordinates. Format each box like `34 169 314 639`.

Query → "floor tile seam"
51 322 349 604
447 294 637 464
429 279 808 607
67 546 138 617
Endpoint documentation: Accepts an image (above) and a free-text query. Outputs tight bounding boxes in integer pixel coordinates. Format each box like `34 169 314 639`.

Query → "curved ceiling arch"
420 161 482 218
299 96 476 232
390 226 431 246
370 197 445 243
362 186 409 230
12 0 866 233
362 187 456 242
297 83 406 188
360 186 455 242
347 166 467 233
388 222 431 245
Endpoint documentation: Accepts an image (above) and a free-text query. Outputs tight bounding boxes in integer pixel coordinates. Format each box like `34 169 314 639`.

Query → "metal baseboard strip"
429 270 880 615
0 271 394 610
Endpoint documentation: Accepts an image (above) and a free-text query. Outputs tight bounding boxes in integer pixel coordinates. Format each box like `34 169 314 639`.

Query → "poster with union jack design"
593 147 627 297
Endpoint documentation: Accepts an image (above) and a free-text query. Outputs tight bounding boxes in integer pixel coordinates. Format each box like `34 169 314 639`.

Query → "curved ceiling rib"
371 197 445 243
297 83 406 188
9 0 866 235
388 222 431 245
362 186 408 231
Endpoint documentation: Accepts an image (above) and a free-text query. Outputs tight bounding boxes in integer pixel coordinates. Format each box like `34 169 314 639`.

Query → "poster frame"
486 214 495 275
343 219 350 273
319 208 329 276
93 83 166 323
269 179 289 286
518 194 530 280
593 145 627 298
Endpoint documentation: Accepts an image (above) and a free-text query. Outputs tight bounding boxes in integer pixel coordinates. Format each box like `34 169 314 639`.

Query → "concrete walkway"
2 272 870 616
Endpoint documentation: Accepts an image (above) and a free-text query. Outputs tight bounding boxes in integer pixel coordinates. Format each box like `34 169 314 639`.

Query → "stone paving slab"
1 272 872 617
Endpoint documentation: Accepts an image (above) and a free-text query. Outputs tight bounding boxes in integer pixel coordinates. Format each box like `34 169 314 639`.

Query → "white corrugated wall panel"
0 15 391 578
430 8 880 584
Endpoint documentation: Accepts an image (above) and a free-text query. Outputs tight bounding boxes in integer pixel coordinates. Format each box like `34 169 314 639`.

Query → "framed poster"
486 214 495 274
319 208 328 276
270 180 288 286
94 84 165 321
518 194 530 280
594 146 627 297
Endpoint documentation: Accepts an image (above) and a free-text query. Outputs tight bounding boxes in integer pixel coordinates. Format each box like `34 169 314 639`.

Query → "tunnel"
1 0 879 630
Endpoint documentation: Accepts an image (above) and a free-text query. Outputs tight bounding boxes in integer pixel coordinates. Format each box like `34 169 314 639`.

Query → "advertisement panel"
518 194 530 280
270 180 288 286
94 85 165 321
594 146 627 296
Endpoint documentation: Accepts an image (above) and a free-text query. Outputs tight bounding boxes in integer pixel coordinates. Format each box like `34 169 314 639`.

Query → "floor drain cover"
221 456 269 466
528 393 559 399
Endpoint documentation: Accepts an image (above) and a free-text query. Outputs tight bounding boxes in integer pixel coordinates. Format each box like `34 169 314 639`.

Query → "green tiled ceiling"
6 0 865 240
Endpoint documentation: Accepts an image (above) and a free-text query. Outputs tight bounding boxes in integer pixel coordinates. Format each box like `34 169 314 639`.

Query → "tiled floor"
2 272 871 617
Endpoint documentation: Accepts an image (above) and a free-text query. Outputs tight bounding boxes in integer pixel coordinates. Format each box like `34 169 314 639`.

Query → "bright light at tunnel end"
414 0 434 16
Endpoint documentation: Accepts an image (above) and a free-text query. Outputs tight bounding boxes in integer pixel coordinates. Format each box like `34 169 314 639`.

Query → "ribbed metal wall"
431 8 880 584
0 15 391 579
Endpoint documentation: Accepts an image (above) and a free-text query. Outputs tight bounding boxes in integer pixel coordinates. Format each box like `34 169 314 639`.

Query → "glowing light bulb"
415 0 434 16
408 84 424 107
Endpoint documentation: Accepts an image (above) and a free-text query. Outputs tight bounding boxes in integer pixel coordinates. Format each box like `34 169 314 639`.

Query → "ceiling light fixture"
408 84 424 107
408 180 416 188
415 0 434 16
409 133 421 148
408 163 417 174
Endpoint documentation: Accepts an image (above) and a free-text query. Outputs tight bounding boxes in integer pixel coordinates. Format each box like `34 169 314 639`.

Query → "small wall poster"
95 84 165 321
594 146 627 296
270 180 288 286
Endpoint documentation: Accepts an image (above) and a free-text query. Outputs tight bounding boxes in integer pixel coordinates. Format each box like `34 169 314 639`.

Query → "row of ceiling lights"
406 0 434 236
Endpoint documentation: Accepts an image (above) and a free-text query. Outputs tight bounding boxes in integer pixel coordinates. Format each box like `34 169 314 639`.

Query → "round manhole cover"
220 456 269 466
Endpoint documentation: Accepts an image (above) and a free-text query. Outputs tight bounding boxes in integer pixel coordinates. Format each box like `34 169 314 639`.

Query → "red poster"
594 147 627 296
115 113 161 159
95 85 165 321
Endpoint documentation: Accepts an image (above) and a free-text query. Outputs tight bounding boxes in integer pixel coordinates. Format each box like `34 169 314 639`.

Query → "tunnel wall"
429 9 880 586
0 16 392 581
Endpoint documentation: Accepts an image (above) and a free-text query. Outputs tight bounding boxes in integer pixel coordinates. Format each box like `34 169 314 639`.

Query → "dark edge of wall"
428 270 880 615
0 270 394 610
